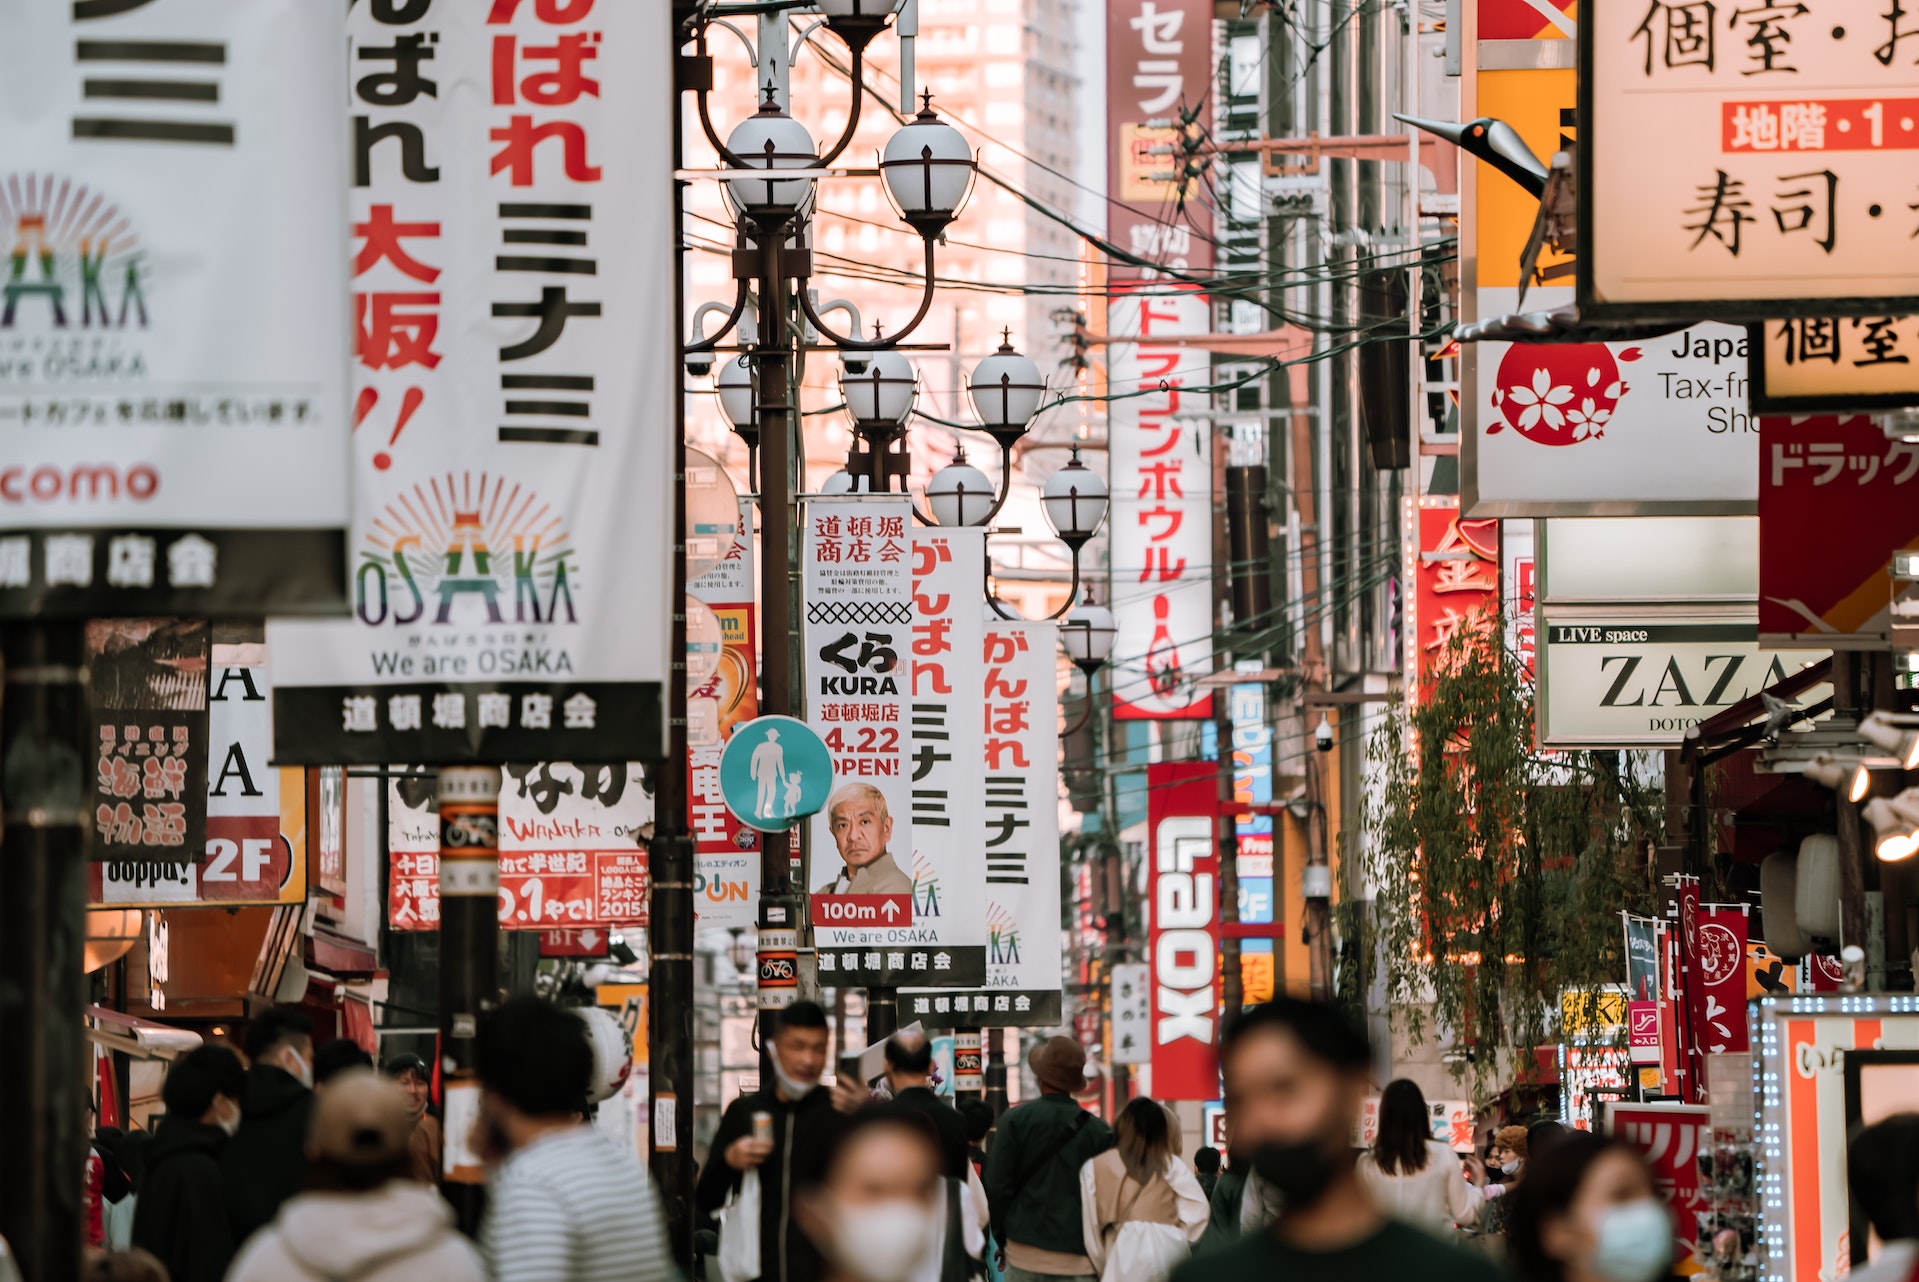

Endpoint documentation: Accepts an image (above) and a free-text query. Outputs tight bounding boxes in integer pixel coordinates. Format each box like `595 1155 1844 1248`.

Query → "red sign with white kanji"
1409 503 1500 705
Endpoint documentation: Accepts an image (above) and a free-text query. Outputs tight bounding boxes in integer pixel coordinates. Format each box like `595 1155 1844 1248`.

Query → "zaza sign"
1537 613 1827 747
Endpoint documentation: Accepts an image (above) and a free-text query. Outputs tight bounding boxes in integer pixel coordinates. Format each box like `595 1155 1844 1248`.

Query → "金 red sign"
1409 503 1500 704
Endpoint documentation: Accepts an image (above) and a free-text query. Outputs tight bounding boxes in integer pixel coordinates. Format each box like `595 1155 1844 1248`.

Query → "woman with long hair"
1356 1079 1483 1233
1505 1131 1673 1282
1079 1098 1209 1282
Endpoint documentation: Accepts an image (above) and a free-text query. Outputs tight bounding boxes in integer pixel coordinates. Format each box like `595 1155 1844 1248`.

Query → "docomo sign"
1150 800 1219 1101
1 462 160 504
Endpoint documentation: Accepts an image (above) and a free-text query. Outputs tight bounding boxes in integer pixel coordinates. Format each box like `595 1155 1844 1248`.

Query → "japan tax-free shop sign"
1 0 350 617
268 1 673 764
1581 0 1919 321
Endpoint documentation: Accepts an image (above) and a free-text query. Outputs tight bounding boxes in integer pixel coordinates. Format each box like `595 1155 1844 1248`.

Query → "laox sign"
1147 762 1221 1100
1155 821 1215 1046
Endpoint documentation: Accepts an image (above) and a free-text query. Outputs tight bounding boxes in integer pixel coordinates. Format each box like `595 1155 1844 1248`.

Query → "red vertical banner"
1106 0 1214 281
1693 908 1750 1054
1147 762 1220 1100
1406 501 1500 707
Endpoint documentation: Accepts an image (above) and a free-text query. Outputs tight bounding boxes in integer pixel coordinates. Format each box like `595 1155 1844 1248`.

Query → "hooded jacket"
225 1180 485 1282
131 1116 236 1282
220 1062 314 1244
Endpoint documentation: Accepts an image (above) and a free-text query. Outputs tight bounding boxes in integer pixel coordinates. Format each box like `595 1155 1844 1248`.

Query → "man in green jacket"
983 1036 1114 1282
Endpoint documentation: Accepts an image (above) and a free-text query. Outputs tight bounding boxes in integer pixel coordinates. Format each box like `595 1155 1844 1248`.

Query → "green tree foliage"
1356 622 1663 1098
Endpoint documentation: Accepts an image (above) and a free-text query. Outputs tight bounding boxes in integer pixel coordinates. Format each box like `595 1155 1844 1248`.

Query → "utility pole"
437 765 500 1235
649 30 697 1258
1212 430 1244 1014
0 622 89 1282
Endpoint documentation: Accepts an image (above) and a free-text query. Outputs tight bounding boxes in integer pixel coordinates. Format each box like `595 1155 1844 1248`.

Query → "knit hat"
1027 1035 1089 1094
307 1070 413 1166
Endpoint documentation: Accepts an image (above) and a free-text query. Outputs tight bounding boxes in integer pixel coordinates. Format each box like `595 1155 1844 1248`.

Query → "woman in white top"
1356 1078 1483 1234
1078 1098 1209 1282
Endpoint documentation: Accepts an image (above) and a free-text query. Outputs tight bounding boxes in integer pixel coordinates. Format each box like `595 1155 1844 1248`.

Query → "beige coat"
1077 1152 1208 1282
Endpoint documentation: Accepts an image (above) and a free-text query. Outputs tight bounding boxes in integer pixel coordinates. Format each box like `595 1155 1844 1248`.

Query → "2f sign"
1155 824 1215 1047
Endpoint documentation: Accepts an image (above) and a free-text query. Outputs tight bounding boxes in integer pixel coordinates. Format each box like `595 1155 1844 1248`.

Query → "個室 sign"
1580 0 1919 320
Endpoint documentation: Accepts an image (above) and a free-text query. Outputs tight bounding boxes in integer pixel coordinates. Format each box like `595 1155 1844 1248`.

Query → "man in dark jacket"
697 1001 857 1282
221 1006 315 1244
133 1044 246 1282
983 1035 1114 1282
883 1031 969 1180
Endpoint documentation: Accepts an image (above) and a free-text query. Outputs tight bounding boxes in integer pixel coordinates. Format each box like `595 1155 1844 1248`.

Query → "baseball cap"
382 1052 430 1079
307 1070 413 1166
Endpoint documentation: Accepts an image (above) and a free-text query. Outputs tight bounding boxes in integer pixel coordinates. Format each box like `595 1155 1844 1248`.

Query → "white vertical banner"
268 2 673 765
903 619 1062 1027
806 495 942 983
1107 284 1214 720
1110 962 1152 1064
828 526 993 999
1 0 350 618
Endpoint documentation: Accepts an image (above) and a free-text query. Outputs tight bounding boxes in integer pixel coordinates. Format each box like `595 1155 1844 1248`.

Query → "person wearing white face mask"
1506 1132 1675 1282
132 1044 246 1282
220 1007 317 1247
698 1001 862 1282
795 1106 969 1282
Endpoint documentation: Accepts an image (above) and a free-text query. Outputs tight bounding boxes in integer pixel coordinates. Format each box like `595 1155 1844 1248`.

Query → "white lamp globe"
820 469 860 496
968 333 1046 447
725 91 818 218
1061 602 1117 673
881 93 975 237
842 349 918 426
1041 451 1108 548
927 455 995 527
715 356 754 429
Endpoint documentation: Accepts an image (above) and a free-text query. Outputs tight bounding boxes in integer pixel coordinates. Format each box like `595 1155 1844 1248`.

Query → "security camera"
1314 713 1334 754
684 351 714 377
842 355 870 377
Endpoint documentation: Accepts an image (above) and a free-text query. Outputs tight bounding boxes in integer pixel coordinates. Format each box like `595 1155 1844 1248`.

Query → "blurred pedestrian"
226 1070 482 1282
132 1044 245 1282
1193 1148 1221 1201
96 1127 139 1250
1079 1098 1208 1282
1504 1131 1671 1282
1479 1126 1530 1243
1168 1000 1492 1282
475 995 674 1281
79 1248 169 1282
793 1107 955 1282
1357 1080 1482 1234
983 1035 1115 1282
383 1052 442 1184
698 1000 856 1282
1844 1113 1919 1282
961 1100 994 1178
885 1033 969 1180
310 1040 371 1089
221 1008 316 1244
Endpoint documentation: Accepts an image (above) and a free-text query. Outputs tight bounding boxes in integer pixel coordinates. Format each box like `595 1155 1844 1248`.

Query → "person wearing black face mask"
1168 1000 1501 1282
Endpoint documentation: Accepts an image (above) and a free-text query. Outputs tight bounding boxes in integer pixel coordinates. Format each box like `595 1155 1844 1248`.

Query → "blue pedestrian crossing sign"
719 715 834 833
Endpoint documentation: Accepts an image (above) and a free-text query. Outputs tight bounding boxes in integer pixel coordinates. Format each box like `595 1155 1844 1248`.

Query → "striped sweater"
479 1125 676 1282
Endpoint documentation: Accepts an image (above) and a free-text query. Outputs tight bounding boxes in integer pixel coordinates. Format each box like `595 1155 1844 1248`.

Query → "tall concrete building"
683 2 1090 617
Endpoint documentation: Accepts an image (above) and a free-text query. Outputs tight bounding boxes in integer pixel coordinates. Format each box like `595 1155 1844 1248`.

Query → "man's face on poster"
830 795 892 870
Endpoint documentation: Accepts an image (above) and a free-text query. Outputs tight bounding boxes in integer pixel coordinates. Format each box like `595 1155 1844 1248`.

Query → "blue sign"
719 715 834 833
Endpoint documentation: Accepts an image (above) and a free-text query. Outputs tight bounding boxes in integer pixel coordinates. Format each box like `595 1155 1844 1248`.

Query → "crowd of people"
78 996 670 1282
61 993 1919 1282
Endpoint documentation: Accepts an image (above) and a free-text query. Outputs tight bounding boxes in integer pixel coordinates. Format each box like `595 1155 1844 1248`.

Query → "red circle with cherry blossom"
1488 343 1634 446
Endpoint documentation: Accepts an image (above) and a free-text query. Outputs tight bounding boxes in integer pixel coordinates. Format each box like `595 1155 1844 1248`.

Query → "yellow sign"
1242 949 1275 1004
1117 124 1181 203
1753 317 1919 411
1561 987 1627 1037
1474 68 1573 291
